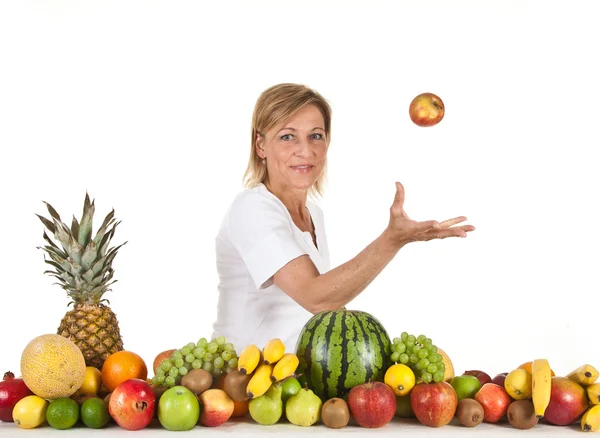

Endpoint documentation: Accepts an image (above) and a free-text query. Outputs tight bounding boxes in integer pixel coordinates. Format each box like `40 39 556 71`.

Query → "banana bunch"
237 338 299 399
564 363 600 432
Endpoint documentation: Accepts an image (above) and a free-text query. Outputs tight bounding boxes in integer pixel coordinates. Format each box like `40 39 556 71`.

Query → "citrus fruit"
384 364 415 396
12 395 49 429
46 397 80 429
101 350 148 392
20 334 86 399
74 366 103 396
505 368 532 400
81 397 110 429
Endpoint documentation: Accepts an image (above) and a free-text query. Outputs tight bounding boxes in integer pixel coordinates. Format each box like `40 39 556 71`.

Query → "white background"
1 0 598 381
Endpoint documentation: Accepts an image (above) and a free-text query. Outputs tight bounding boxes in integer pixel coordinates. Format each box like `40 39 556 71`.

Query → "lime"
81 397 110 429
46 397 80 430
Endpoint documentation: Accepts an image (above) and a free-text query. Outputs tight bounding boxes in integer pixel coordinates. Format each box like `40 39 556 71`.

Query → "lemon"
81 397 110 429
46 397 80 430
74 366 103 396
504 368 532 400
384 364 416 396
12 395 49 429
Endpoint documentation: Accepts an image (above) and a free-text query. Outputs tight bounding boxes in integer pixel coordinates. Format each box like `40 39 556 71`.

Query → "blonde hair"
243 83 332 198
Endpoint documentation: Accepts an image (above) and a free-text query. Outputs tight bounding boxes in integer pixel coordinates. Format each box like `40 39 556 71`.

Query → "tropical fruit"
37 193 125 370
21 334 86 399
101 350 148 392
295 308 391 400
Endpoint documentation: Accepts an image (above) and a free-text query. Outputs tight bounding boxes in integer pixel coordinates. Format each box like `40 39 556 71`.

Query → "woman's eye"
311 133 324 140
281 134 293 141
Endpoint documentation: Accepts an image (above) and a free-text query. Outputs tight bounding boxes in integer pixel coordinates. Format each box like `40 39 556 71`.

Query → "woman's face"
257 104 327 192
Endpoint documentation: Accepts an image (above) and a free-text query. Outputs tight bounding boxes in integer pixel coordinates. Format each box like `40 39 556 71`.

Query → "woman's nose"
294 137 312 156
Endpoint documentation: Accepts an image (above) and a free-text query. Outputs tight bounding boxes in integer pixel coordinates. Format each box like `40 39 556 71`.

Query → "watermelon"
294 308 392 401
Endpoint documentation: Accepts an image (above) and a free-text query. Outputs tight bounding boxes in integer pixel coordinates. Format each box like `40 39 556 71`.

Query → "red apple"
198 388 234 427
408 92 445 127
108 379 155 430
463 370 493 386
347 381 396 428
543 377 588 426
492 373 509 388
0 372 33 422
410 381 458 427
474 383 511 423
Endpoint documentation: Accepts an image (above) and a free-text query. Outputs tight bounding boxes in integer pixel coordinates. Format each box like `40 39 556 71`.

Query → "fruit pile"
3 320 600 432
3 196 600 432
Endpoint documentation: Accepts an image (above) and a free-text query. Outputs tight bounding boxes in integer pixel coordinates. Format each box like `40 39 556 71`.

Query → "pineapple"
37 193 126 369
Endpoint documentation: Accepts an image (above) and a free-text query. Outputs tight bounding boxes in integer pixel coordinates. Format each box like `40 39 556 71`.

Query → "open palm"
388 182 475 246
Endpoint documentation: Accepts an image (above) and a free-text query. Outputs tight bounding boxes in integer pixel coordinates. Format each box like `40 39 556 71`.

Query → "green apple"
450 375 482 401
158 386 200 431
282 377 302 408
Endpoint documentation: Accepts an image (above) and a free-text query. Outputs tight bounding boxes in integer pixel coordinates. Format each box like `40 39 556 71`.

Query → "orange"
518 361 556 376
101 351 148 392
213 373 249 417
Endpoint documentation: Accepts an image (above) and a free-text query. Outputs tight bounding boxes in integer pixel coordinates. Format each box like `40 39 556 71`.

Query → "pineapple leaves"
93 209 115 248
43 201 61 222
36 214 56 234
71 215 80 241
38 194 125 304
78 193 95 248
80 240 97 271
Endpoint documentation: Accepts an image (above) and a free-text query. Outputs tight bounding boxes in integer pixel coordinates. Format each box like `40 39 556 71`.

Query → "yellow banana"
567 364 599 387
238 344 261 375
246 363 273 399
532 358 552 418
587 383 600 405
581 404 600 432
262 338 285 365
271 353 299 382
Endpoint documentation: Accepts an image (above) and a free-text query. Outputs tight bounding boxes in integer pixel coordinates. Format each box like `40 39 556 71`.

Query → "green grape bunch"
390 332 446 384
152 336 238 388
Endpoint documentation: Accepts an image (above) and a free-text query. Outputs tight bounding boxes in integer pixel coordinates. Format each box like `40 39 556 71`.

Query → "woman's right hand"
385 182 475 248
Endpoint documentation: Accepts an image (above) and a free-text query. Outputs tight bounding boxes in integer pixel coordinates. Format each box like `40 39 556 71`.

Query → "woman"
211 83 474 352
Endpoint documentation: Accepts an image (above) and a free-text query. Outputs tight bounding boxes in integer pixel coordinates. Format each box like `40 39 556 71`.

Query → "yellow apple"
409 92 445 127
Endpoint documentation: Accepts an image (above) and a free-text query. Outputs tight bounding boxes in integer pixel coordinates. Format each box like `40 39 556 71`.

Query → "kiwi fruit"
180 368 213 395
223 370 252 402
507 399 538 430
456 398 484 427
321 397 350 429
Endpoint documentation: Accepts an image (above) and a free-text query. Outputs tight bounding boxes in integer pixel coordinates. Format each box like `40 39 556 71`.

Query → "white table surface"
0 416 584 436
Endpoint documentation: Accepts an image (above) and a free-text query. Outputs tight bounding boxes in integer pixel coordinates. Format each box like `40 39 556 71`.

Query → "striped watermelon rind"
294 309 392 401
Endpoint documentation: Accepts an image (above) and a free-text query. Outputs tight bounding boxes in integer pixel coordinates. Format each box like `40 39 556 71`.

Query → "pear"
286 387 323 427
248 383 283 425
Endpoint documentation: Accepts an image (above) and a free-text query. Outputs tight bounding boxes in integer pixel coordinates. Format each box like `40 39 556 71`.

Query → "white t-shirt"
211 183 330 353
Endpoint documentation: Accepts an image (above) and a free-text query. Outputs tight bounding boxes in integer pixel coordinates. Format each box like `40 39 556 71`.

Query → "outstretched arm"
273 182 475 314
